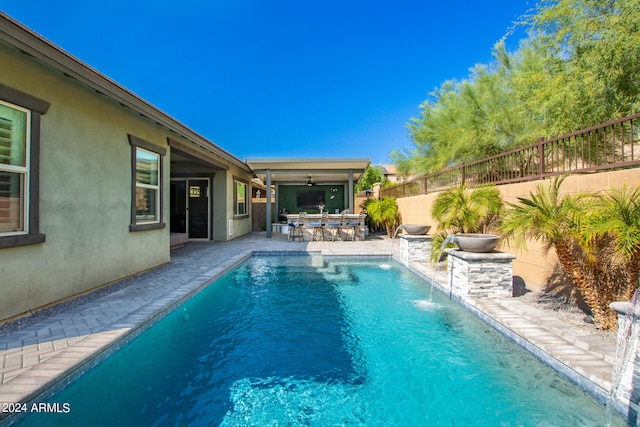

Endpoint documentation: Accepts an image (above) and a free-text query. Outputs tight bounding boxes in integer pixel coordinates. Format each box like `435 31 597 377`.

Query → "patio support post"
266 169 272 238
348 169 354 213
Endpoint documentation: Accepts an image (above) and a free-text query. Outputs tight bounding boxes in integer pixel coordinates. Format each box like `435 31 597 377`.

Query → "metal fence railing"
381 112 640 199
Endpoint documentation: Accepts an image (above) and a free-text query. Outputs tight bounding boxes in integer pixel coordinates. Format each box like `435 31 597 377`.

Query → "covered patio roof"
245 158 370 238
245 158 370 184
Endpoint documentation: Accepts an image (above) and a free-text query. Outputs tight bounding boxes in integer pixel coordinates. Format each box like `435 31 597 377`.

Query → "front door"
170 178 210 239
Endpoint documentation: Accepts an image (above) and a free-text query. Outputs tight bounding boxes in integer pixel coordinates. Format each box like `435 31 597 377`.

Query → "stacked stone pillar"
610 301 640 424
446 249 516 298
399 235 432 264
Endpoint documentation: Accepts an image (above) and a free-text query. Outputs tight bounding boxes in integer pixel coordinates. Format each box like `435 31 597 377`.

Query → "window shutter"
0 117 14 226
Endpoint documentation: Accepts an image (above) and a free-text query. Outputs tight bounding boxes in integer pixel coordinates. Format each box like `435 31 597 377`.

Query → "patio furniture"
309 212 328 241
324 213 344 241
343 213 365 241
288 212 305 242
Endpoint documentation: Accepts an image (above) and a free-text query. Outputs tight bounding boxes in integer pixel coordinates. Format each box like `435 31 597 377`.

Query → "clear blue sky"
1 1 532 165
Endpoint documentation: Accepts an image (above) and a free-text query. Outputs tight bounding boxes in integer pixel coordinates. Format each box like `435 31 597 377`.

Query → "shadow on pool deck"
0 231 619 422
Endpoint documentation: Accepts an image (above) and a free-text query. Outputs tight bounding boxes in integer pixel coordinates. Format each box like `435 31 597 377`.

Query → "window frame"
233 177 249 218
128 134 166 232
0 84 49 249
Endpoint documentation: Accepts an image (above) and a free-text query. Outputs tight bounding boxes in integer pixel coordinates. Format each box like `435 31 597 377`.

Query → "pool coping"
0 233 619 424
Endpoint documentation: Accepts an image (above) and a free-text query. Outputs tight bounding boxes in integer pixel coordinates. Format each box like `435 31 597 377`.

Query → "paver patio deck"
0 232 619 422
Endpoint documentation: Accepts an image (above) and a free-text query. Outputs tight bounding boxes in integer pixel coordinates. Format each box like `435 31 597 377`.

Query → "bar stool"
325 213 344 241
309 212 327 241
288 212 305 242
344 213 365 241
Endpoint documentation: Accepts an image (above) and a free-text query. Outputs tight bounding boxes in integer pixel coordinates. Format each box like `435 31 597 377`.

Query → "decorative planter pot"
401 224 431 235
452 233 500 253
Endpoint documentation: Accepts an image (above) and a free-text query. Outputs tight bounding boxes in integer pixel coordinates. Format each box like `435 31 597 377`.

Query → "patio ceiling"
246 158 370 184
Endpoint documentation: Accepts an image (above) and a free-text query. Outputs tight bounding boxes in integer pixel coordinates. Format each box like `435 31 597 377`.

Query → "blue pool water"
15 255 626 426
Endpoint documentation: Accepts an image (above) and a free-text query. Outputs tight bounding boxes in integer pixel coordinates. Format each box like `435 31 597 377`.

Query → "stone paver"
0 231 619 422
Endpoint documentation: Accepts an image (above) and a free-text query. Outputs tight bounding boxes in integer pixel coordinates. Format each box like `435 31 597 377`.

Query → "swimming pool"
13 255 627 426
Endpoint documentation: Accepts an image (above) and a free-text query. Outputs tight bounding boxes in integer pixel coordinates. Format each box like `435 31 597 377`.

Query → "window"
128 134 166 231
0 102 28 235
0 84 49 249
234 178 248 217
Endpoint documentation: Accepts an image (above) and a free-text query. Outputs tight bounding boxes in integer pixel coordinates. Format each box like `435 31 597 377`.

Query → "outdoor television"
296 190 325 210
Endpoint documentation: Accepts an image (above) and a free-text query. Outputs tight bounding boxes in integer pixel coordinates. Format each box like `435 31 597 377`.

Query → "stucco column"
348 169 354 212
266 169 272 238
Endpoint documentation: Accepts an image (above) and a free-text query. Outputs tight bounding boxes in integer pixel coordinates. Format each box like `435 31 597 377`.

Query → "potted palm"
430 183 503 261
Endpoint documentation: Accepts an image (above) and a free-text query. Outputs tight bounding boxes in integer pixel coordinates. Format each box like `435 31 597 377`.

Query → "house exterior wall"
219 168 253 240
395 168 640 291
0 43 171 322
0 41 253 322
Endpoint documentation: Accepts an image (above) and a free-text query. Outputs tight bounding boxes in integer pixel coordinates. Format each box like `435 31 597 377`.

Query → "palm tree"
498 177 615 328
431 183 503 234
586 185 640 301
430 184 503 263
366 197 399 238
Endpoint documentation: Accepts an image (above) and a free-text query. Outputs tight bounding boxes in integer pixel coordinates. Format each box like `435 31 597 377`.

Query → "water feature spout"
384 225 405 266
436 235 455 263
432 235 455 298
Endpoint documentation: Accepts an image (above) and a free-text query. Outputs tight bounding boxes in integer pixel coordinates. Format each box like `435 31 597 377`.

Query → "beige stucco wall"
395 168 640 291
0 42 252 322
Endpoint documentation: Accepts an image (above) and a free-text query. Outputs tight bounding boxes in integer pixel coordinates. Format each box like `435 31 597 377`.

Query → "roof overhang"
246 158 370 184
0 12 251 174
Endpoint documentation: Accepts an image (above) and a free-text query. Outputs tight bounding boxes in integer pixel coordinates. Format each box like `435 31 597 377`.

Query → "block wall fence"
393 168 640 291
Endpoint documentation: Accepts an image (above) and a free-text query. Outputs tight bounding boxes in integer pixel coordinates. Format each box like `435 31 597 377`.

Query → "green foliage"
429 184 503 263
365 197 399 237
499 176 590 254
533 0 640 122
429 232 458 265
355 165 385 193
583 184 640 299
398 0 640 175
590 185 640 262
499 177 640 328
431 184 504 234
